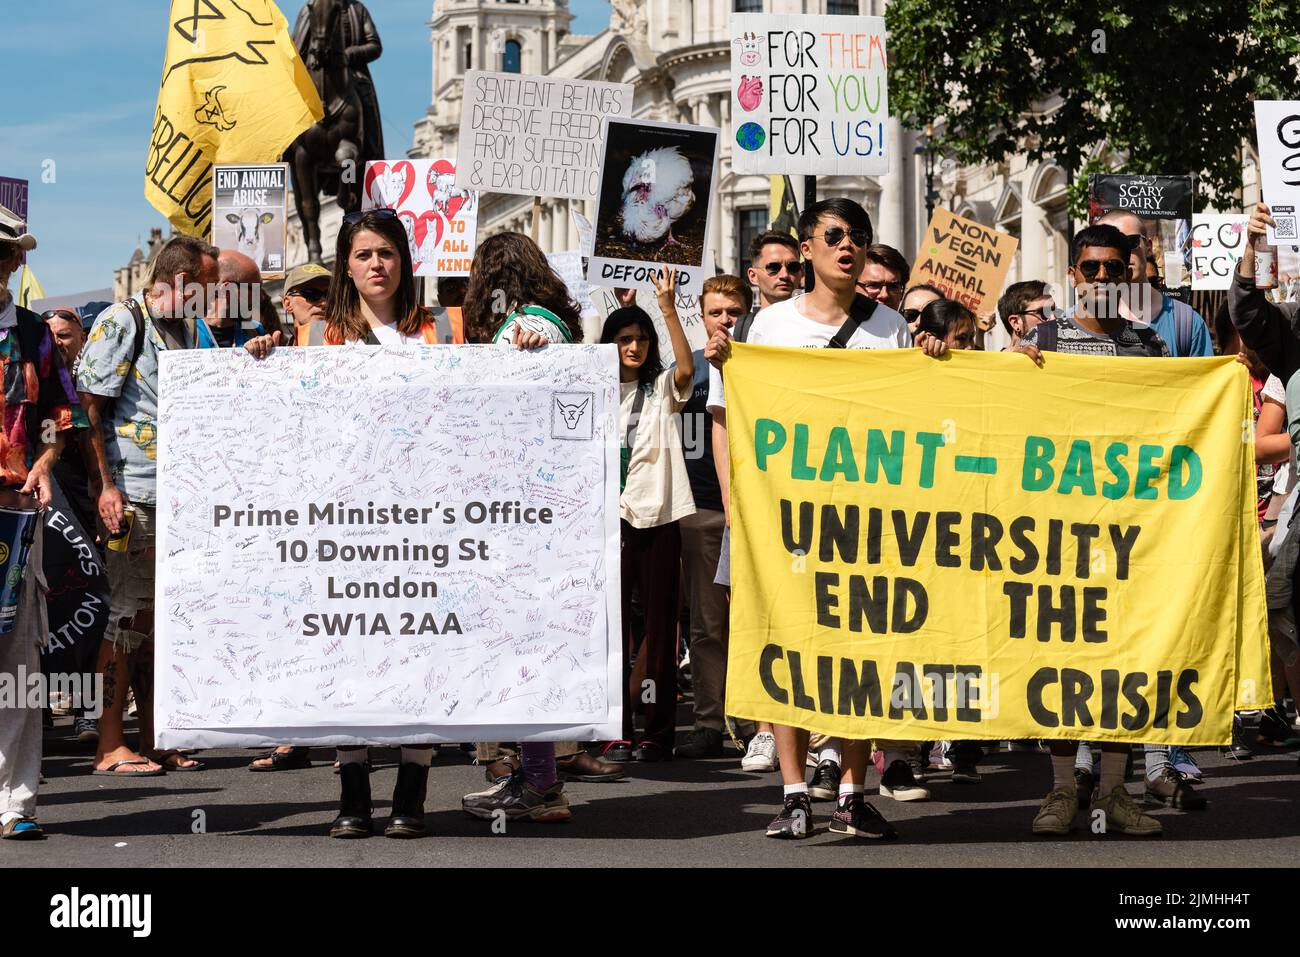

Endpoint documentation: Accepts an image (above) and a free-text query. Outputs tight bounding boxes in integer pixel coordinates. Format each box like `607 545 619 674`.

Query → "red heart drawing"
398 209 442 271
364 160 415 210
426 159 468 223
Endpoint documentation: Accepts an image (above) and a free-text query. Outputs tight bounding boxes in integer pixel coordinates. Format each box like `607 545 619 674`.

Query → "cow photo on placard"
589 119 718 294
211 164 288 279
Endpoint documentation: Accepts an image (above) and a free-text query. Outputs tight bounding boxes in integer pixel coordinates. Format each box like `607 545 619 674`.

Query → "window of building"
503 39 521 73
827 0 860 13
736 207 768 277
464 42 473 70
734 0 762 12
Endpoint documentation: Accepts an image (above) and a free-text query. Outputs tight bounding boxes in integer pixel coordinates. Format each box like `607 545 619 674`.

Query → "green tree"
886 0 1300 211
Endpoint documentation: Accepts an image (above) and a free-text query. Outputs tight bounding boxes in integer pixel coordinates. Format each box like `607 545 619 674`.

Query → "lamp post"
915 121 942 225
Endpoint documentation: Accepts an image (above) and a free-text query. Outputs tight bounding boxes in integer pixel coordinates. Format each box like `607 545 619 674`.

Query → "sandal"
248 747 311 772
92 759 164 777
1 817 44 840
150 751 206 772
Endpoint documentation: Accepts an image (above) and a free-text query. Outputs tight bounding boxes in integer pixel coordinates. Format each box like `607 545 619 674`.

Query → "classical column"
702 95 724 272
876 116 906 250
471 20 481 71
546 27 557 72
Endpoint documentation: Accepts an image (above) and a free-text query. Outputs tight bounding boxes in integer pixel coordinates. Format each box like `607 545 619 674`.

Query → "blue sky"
0 0 612 298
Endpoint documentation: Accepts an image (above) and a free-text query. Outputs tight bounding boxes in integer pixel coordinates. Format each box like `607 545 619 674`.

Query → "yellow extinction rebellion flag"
145 0 322 237
724 345 1270 746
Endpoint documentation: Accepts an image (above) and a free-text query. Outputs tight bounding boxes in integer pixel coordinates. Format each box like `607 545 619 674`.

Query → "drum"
0 487 40 635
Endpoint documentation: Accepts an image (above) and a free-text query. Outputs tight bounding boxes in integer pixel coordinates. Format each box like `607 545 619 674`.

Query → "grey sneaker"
741 731 778 772
73 717 99 744
462 771 571 823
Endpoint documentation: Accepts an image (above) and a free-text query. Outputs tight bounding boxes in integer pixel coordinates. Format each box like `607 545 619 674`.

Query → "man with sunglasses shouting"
707 197 910 842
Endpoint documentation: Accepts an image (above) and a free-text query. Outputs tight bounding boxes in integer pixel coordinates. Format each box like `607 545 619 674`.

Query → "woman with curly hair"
462 232 583 346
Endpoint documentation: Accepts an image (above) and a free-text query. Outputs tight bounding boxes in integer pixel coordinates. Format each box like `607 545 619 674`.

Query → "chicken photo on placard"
620 147 694 251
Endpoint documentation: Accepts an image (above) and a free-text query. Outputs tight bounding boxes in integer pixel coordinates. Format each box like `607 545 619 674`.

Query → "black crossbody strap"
828 295 878 349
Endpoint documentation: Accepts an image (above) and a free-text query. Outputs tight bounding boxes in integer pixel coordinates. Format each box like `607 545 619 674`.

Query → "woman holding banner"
458 232 626 824
316 208 440 838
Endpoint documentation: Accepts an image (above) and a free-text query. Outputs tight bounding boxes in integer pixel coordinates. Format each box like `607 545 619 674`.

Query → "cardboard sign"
571 207 595 257
456 71 634 200
212 164 288 278
154 344 623 748
547 250 596 317
1191 214 1248 291
362 158 479 278
1088 174 1193 290
587 118 719 296
0 177 29 266
1254 101 1300 245
729 14 889 176
724 345 1268 744
910 209 1019 314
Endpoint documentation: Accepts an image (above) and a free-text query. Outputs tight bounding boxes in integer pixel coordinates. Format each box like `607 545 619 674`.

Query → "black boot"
385 762 429 838
329 762 373 838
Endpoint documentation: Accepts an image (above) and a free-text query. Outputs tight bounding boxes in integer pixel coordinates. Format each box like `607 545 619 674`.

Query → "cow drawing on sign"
733 32 761 67
555 396 589 430
228 208 276 271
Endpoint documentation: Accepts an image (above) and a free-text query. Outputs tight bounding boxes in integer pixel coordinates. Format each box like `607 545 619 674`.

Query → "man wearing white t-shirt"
705 197 929 842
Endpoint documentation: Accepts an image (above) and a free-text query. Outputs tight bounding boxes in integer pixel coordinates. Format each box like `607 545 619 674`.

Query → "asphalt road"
11 714 1300 868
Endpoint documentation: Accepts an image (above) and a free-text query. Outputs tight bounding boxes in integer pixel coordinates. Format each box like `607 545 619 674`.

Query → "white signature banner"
155 345 621 747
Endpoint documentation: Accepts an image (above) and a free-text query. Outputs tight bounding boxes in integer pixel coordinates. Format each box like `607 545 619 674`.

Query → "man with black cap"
0 204 87 839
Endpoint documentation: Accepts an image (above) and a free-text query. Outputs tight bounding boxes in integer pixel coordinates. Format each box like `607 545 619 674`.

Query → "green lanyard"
620 383 647 492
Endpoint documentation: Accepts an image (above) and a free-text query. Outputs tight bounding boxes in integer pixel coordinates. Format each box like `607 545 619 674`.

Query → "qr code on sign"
1275 217 1298 240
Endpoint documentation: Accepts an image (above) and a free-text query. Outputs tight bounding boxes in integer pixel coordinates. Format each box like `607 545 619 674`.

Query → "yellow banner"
725 344 1269 746
145 0 322 238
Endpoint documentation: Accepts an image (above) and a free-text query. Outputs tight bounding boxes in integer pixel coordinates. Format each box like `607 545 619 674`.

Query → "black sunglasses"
1075 258 1128 280
762 260 803 276
288 285 328 303
42 308 81 323
342 207 399 226
817 226 870 248
902 308 922 323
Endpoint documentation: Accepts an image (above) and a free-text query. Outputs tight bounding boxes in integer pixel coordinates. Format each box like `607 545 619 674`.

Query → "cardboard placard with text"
911 209 1019 315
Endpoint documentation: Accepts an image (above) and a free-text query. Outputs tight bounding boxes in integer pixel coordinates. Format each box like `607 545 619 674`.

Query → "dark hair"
1070 224 1130 266
997 279 1049 334
916 299 975 340
600 306 662 386
437 276 468 308
149 235 219 287
325 210 421 343
463 232 583 343
863 244 910 285
702 274 753 313
903 282 945 303
749 230 799 264
797 197 873 244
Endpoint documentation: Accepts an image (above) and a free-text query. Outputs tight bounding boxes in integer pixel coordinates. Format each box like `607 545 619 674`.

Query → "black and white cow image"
226 208 276 271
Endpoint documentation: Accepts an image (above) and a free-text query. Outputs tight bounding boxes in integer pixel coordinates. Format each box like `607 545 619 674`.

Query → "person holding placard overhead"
598 266 696 763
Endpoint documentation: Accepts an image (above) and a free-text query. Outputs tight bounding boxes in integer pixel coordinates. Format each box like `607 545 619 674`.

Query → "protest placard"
729 14 889 176
547 250 596 317
0 177 29 265
571 207 595 257
1254 101 1300 245
1191 214 1248 291
363 158 478 278
910 208 1018 314
154 345 622 748
455 71 633 200
724 346 1268 744
211 164 288 278
1088 174 1193 289
587 119 718 296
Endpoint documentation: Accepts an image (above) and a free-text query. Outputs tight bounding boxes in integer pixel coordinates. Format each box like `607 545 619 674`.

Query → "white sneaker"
741 731 778 772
